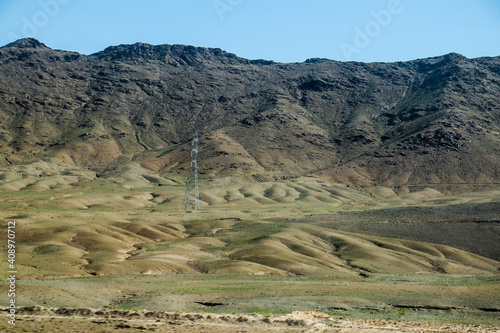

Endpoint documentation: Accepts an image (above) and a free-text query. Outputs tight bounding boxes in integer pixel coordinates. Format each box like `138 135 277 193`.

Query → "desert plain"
0 160 499 332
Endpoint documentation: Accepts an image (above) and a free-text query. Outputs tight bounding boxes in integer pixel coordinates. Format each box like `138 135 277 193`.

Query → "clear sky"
0 0 499 63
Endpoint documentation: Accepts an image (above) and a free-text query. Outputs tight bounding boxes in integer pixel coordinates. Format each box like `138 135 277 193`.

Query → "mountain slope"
0 38 499 188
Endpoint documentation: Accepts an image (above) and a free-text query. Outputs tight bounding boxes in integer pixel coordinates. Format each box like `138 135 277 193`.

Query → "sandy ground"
3 307 499 333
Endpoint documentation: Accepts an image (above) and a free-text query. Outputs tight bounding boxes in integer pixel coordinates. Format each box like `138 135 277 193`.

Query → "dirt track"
3 306 499 333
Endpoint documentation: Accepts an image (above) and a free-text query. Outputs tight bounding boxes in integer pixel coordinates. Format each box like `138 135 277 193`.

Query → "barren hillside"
0 38 498 188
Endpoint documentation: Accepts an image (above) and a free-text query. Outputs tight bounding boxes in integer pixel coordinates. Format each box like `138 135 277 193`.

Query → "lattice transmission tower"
182 130 200 212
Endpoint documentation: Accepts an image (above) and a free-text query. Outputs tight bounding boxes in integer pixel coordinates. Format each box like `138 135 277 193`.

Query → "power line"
182 130 200 212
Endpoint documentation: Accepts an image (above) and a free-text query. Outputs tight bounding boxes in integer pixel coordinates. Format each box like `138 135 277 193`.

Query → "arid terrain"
4 305 500 332
0 161 499 332
0 39 499 187
0 39 499 332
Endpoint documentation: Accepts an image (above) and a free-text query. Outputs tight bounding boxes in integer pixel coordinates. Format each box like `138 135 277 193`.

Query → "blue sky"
0 0 499 63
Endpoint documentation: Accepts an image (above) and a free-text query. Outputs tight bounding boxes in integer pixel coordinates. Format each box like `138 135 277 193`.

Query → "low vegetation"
0 162 498 330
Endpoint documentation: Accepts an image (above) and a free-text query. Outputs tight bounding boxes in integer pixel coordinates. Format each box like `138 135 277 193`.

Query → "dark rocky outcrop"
0 39 498 187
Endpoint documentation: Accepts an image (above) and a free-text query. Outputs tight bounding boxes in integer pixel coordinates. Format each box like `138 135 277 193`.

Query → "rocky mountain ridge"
0 38 498 189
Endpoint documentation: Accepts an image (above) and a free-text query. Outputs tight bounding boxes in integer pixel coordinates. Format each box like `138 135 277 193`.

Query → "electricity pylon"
182 130 200 212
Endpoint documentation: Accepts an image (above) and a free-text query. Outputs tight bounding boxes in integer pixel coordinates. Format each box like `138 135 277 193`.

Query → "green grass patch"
163 176 186 184
221 220 287 249
288 185 310 201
